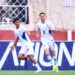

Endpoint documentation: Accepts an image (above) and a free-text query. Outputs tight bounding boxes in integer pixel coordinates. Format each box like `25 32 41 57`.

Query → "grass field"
0 70 75 75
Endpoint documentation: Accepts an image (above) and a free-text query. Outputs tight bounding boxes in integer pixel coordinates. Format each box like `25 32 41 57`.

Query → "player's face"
40 14 46 23
14 20 20 28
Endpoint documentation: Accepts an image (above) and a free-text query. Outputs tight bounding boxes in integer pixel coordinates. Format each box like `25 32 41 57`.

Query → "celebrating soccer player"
10 18 42 73
35 12 58 72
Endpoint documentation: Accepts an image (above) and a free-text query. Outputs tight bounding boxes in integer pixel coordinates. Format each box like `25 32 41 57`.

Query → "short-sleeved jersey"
36 20 55 39
14 25 30 45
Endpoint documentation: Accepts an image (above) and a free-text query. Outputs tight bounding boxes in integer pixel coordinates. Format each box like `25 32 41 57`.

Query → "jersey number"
43 30 45 34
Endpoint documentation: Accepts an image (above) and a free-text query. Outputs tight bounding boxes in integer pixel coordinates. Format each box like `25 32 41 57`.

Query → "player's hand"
10 46 14 51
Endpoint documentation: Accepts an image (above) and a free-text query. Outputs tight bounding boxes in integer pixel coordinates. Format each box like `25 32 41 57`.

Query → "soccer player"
10 18 42 73
35 12 58 72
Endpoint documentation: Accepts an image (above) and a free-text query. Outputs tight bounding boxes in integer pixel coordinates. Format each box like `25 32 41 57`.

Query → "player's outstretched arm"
52 28 66 31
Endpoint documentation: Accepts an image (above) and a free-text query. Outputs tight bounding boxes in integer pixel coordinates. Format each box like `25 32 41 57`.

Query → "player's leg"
51 50 56 63
28 55 42 72
28 55 36 64
49 41 59 72
44 47 53 63
42 41 53 63
51 50 58 72
18 53 27 60
26 46 42 73
51 50 57 65
18 46 27 60
50 43 57 65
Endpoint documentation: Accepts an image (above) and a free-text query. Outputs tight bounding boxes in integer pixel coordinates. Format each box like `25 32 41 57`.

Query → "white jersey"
36 20 55 50
14 25 34 56
36 20 55 40
14 25 31 46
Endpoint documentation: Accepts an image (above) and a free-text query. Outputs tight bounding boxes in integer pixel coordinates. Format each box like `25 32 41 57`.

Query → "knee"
18 54 24 60
28 55 36 64
51 51 55 56
28 55 33 60
45 48 50 56
45 52 50 56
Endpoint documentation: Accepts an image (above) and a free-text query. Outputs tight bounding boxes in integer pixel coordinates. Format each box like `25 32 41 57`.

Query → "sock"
47 55 52 61
35 63 41 70
47 55 55 66
52 56 57 65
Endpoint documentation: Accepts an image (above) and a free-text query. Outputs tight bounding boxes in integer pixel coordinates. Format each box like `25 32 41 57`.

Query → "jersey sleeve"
47 21 55 30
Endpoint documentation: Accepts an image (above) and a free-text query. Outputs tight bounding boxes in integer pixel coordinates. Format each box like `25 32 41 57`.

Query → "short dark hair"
39 12 46 16
13 18 20 23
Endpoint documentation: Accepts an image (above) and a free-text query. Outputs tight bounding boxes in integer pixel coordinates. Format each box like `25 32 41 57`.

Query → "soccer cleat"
53 65 59 72
36 69 42 73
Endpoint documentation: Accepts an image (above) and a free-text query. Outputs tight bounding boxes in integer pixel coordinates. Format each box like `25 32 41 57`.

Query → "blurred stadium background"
0 0 75 75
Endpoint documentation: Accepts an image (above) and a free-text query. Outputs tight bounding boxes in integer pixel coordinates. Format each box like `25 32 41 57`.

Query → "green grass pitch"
0 70 75 75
